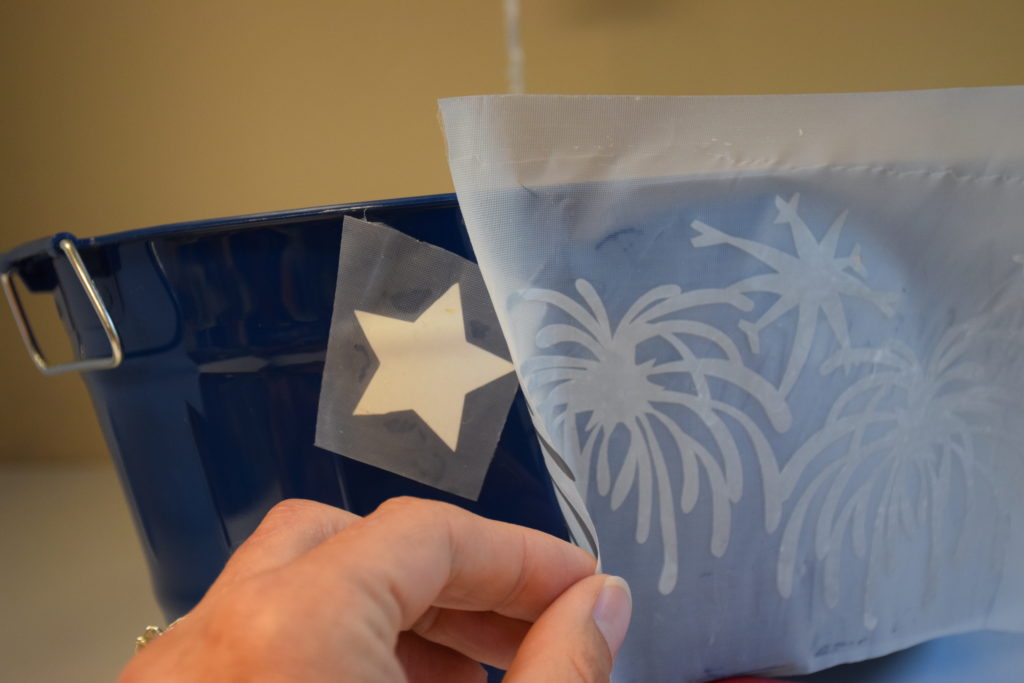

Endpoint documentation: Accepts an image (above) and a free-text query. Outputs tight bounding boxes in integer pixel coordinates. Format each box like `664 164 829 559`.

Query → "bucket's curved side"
24 199 569 619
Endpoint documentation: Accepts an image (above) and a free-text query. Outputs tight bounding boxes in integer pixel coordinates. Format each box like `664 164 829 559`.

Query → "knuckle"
374 497 468 547
247 498 326 542
263 498 324 526
496 531 533 612
376 495 426 513
376 495 456 520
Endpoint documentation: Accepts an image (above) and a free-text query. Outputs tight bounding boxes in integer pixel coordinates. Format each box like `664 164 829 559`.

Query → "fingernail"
592 575 632 658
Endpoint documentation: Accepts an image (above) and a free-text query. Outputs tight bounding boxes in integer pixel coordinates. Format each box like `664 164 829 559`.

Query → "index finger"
291 496 597 633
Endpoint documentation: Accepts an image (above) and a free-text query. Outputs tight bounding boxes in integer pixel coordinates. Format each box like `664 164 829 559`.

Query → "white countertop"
0 463 161 683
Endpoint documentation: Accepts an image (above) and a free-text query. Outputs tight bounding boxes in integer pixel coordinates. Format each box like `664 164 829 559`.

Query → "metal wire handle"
1 238 122 375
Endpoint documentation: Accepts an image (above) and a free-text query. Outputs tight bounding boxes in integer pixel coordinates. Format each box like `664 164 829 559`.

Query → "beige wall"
2 0 1022 463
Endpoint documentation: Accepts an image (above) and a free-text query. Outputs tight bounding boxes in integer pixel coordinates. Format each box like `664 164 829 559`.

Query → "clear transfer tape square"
315 216 518 500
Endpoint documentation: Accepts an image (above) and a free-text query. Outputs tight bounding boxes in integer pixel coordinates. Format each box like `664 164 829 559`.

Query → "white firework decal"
523 279 791 593
691 193 899 398
517 190 1023 626
774 277 1024 628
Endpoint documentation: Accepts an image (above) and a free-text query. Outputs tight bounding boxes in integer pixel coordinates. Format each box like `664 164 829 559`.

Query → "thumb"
505 574 632 683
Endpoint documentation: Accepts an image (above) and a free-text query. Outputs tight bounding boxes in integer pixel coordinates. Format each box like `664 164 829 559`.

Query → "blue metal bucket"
1 195 567 620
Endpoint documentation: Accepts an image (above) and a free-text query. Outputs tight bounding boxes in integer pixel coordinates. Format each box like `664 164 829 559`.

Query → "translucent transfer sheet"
440 88 1024 681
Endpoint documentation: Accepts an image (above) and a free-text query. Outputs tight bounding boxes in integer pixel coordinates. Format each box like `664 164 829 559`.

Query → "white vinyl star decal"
353 283 514 450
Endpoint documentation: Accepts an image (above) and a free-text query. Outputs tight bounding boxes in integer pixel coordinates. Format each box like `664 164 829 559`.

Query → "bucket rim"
1 192 459 269
79 192 459 248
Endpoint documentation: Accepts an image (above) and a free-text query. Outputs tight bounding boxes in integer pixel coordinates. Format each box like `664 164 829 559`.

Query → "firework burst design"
692 193 899 397
774 277 1024 628
523 278 791 593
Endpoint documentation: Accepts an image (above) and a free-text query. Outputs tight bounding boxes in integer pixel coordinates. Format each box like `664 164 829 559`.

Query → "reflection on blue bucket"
1 195 567 620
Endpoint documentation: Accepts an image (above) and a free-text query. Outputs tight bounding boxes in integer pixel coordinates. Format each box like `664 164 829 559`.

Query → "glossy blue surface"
3 195 568 620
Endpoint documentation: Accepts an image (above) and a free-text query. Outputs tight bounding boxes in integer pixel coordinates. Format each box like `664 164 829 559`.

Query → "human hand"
119 496 632 682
